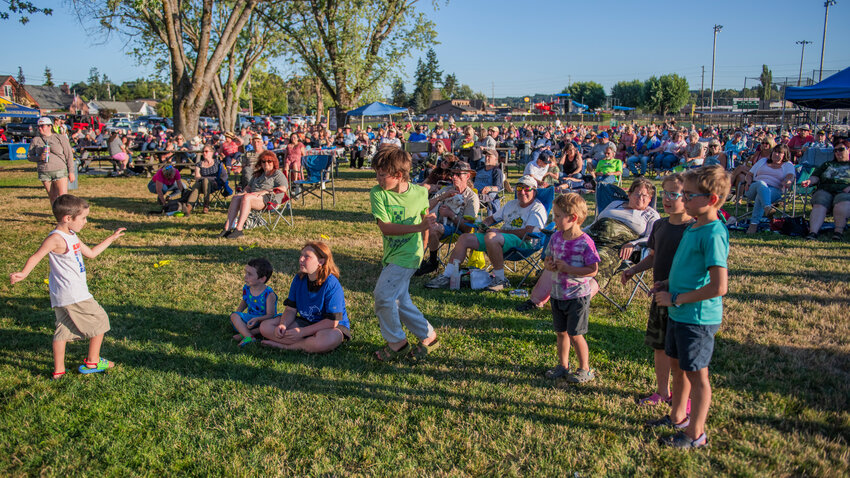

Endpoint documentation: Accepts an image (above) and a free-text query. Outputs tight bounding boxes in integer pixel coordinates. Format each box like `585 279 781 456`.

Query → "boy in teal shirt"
370 146 439 361
648 165 730 449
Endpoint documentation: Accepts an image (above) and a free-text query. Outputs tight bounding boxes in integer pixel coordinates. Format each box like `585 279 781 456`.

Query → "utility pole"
710 24 722 112
819 1 836 81
699 66 705 108
568 75 571 88
491 81 495 107
797 40 812 86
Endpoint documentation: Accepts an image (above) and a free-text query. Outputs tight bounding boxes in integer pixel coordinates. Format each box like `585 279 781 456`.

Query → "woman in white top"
656 132 687 172
742 143 795 234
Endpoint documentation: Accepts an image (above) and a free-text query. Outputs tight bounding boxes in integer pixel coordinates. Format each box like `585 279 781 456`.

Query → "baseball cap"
516 175 537 189
799 124 811 130
37 117 53 126
598 131 609 139
482 147 497 157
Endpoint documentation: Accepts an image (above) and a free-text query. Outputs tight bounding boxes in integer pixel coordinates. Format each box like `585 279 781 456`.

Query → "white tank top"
48 230 93 307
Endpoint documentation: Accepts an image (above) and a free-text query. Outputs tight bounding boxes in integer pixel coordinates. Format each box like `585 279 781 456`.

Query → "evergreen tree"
390 77 407 106
758 65 773 102
442 73 458 99
43 66 54 87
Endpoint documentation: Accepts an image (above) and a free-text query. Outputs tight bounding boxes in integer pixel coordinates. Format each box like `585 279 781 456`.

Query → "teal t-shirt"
667 219 729 325
370 183 429 269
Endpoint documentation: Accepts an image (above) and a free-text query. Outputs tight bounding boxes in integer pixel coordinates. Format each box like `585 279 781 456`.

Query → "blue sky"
1 0 849 97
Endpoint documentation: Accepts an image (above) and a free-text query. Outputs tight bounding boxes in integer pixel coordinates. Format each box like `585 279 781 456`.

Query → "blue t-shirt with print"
285 274 350 329
668 219 729 325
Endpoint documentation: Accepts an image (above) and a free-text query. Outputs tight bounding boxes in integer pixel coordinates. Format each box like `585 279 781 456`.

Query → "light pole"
819 0 837 81
709 24 722 112
797 40 812 86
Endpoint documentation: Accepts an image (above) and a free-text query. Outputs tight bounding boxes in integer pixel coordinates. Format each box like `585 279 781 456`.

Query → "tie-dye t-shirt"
546 232 601 300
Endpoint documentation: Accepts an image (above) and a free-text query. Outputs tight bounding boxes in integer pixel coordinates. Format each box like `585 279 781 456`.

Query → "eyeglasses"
662 191 684 200
683 192 711 202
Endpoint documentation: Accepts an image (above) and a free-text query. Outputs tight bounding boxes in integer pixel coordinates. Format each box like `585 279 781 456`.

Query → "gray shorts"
552 296 590 336
811 189 850 211
665 319 720 372
38 169 69 182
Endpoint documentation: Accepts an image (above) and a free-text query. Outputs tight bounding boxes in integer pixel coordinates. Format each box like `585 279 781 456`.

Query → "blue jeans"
627 155 649 175
598 174 618 185
746 181 782 225
657 153 680 171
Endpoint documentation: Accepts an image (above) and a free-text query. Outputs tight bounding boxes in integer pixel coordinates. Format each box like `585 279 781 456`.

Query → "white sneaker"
485 277 510 292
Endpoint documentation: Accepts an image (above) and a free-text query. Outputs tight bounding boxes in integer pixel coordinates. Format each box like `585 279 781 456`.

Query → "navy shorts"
665 319 720 371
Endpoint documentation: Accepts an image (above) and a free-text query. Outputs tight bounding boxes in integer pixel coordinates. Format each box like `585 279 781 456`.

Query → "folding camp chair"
501 186 556 287
240 188 293 231
596 245 652 312
292 154 335 209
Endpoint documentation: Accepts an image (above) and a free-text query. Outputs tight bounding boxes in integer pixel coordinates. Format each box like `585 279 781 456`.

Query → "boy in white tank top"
10 194 125 380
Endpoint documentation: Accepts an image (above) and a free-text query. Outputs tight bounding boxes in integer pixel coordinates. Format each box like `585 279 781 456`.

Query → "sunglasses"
451 172 468 176
683 192 711 201
260 160 274 164
835 147 846 152
516 185 533 192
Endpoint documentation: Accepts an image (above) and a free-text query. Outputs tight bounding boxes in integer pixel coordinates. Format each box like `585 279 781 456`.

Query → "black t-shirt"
647 217 694 282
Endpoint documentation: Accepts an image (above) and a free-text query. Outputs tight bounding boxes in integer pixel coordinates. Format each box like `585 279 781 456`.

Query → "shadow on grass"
0 299 636 430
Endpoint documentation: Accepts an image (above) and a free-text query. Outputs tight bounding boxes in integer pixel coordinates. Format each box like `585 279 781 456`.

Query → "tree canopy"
264 0 436 123
563 81 605 110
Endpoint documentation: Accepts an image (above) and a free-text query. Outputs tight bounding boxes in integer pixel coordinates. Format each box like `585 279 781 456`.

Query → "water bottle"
449 259 461 290
43 141 49 164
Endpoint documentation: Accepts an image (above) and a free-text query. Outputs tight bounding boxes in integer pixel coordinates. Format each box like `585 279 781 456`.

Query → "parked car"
4 117 39 141
67 114 106 134
199 116 219 130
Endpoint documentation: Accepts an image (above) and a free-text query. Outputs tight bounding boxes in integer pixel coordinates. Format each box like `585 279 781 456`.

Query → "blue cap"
599 131 609 138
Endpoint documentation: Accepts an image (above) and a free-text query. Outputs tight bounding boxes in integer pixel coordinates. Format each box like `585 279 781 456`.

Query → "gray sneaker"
565 368 595 383
484 276 510 292
425 275 451 289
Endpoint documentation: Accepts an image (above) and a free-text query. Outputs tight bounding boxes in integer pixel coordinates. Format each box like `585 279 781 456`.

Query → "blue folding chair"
501 186 555 287
292 154 335 209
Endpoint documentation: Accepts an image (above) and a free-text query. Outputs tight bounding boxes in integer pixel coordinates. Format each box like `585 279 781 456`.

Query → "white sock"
494 269 505 281
443 262 458 278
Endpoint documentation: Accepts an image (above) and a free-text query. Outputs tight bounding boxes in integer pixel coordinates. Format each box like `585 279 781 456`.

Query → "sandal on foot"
565 368 595 383
545 364 571 379
374 342 409 362
645 414 690 429
660 431 708 449
409 339 440 360
638 392 671 405
78 358 114 374
51 371 66 381
238 336 257 347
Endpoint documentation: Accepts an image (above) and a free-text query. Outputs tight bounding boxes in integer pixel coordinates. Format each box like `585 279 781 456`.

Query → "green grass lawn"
0 160 848 476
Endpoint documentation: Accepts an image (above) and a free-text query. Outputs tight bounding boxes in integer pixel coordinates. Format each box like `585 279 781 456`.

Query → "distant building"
87 100 157 117
425 99 491 117
25 83 88 115
0 75 40 107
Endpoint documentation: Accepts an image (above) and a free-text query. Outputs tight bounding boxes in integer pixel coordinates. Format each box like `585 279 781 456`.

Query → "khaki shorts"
54 298 111 342
38 169 69 182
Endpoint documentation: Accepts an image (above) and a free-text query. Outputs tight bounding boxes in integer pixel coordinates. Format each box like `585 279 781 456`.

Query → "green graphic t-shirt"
370 183 429 269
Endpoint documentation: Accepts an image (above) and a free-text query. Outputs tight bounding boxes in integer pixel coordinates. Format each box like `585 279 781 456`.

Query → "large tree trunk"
314 78 324 125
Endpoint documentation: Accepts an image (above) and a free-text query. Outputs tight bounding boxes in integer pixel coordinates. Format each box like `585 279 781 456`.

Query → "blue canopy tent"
0 98 39 118
785 66 850 109
612 105 636 111
345 102 410 128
